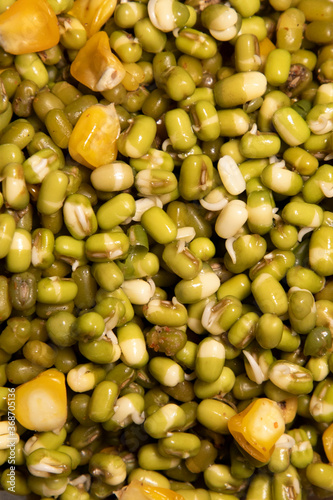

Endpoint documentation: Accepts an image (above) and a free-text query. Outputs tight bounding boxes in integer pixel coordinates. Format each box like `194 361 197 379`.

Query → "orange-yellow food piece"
70 30 125 92
69 0 117 38
0 0 59 55
259 37 276 68
323 423 333 462
117 480 185 500
68 102 120 169
228 398 285 462
15 369 67 432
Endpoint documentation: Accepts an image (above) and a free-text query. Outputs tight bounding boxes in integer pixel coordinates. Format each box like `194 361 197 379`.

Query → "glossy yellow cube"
69 0 117 38
323 423 333 463
117 480 185 500
0 0 59 55
228 398 285 462
15 369 67 432
68 103 120 169
70 30 125 92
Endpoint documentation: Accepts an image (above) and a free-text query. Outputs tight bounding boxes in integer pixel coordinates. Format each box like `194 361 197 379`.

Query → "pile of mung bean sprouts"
0 0 332 499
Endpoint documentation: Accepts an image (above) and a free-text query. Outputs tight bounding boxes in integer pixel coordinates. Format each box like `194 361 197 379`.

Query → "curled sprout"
308 114 333 135
69 474 91 491
225 236 237 264
275 434 296 449
176 226 196 243
243 350 265 385
132 196 163 222
319 181 333 198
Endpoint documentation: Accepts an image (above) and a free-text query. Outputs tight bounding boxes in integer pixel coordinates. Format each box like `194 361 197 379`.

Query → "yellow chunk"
116 480 185 500
68 103 120 169
259 37 276 68
70 30 125 92
0 0 59 55
228 398 285 462
323 423 333 463
69 0 117 38
15 369 67 432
